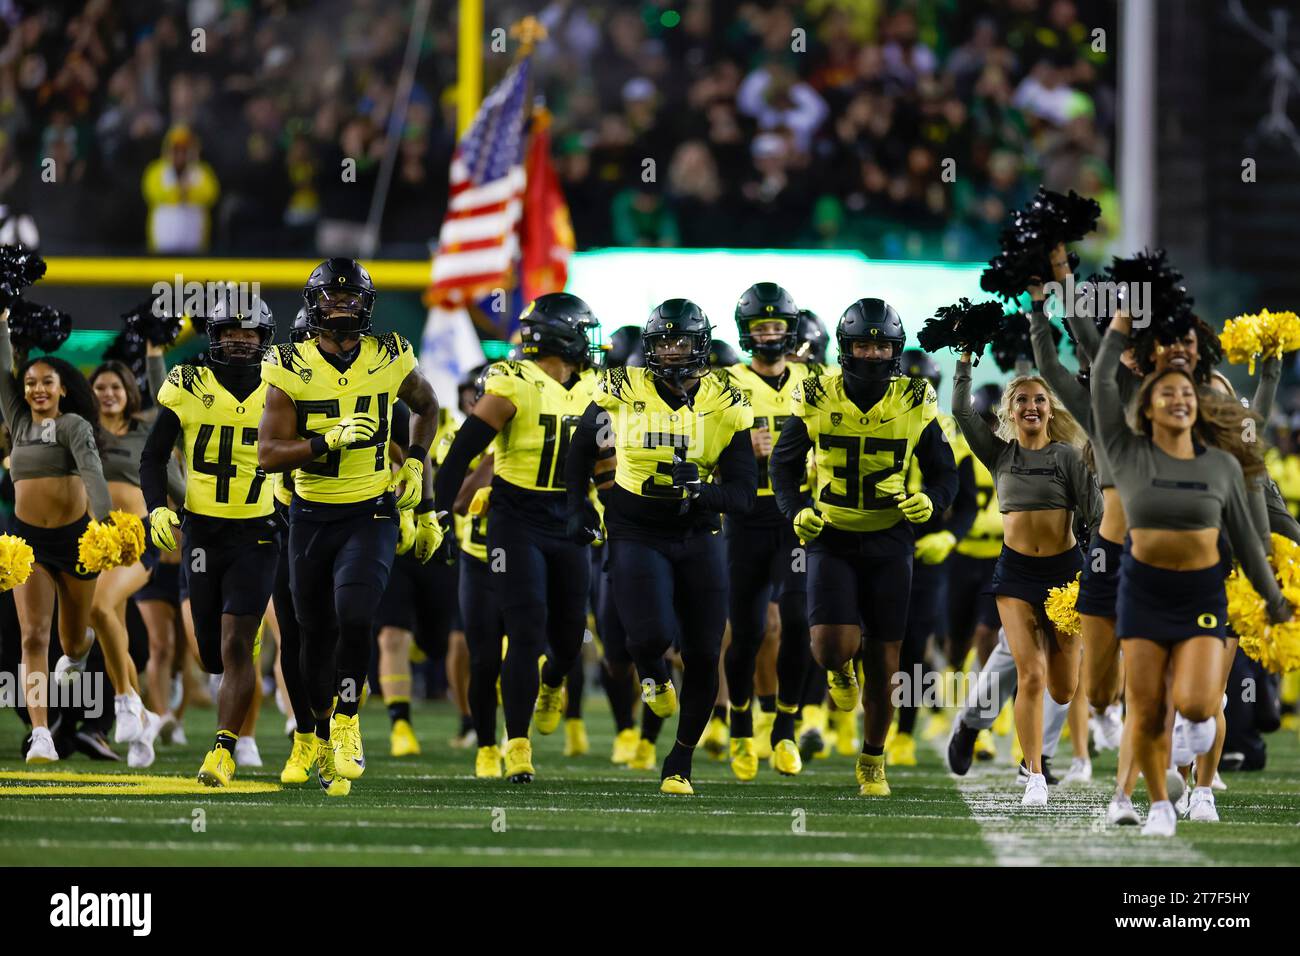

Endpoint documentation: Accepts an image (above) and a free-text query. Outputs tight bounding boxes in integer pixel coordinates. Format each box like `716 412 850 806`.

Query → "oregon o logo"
1197 612 1217 629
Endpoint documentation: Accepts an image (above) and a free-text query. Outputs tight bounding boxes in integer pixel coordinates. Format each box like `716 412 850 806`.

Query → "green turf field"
3 698 1299 866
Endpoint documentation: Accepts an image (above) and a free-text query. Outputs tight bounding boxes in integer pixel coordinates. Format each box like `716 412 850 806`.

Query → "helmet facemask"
645 330 710 386
838 333 901 385
740 315 798 361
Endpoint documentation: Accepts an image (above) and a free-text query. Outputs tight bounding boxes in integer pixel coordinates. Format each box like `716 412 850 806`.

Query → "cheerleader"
0 309 114 763
1092 310 1292 836
952 351 1101 806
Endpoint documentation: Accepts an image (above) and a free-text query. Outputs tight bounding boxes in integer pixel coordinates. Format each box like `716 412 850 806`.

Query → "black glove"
431 512 459 565
671 459 700 489
567 499 601 546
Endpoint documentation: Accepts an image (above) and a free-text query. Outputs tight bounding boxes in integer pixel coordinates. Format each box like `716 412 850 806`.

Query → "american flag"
429 57 532 305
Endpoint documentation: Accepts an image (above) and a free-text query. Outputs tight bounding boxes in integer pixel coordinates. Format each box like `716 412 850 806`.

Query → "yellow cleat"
475 744 504 778
390 718 421 757
700 715 729 761
830 708 858 756
754 710 775 760
280 732 318 784
974 729 997 762
660 774 694 795
827 661 860 712
504 737 535 783
922 710 952 742
884 720 898 749
563 718 589 757
770 738 803 776
330 713 366 780
316 737 351 797
611 728 641 765
641 679 678 718
730 738 758 781
993 699 1014 737
197 747 235 788
856 752 891 796
533 680 566 735
887 731 917 767
799 704 831 760
628 738 657 771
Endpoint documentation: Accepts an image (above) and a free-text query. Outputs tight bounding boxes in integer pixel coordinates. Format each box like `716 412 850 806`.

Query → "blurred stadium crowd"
1 0 1116 262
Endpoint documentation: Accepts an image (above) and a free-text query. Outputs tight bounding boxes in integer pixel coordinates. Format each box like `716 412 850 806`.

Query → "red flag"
520 108 574 305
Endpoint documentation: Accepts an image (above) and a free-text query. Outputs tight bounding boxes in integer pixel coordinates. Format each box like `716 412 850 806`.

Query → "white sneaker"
127 710 162 769
26 727 59 764
1211 771 1227 792
1142 799 1177 837
53 653 88 688
158 712 178 744
1062 756 1092 785
170 723 187 746
1175 786 1191 817
1106 792 1140 825
1022 772 1049 806
234 736 262 768
1091 704 1123 751
1188 787 1219 822
114 694 144 744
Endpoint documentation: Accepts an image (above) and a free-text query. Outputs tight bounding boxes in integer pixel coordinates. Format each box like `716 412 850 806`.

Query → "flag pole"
457 0 483 139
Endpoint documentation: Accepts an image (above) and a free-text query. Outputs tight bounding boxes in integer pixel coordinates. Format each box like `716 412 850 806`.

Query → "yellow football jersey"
593 366 753 502
722 361 818 496
435 420 489 563
157 364 272 520
261 333 416 504
790 369 937 533
952 430 1003 559
481 360 594 492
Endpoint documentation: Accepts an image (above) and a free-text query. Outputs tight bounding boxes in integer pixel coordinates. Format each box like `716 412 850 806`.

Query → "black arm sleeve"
770 415 814 518
915 418 958 514
694 428 757 515
565 401 604 515
942 455 979 540
433 414 498 514
141 406 182 514
389 400 411 455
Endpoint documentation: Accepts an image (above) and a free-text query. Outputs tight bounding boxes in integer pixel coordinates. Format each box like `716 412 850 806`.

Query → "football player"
433 292 600 783
140 292 278 787
716 282 818 778
770 299 958 797
566 299 757 795
258 258 442 797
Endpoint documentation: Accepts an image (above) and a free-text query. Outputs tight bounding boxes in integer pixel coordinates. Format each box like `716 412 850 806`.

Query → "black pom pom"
8 299 72 353
1102 248 1195 337
917 298 1006 361
980 187 1098 301
120 296 184 347
0 245 47 311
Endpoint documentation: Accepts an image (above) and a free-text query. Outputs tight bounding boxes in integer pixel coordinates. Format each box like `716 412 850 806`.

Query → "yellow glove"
413 510 445 564
149 506 180 552
389 457 424 510
897 492 934 524
793 507 825 544
323 415 378 451
396 508 416 555
914 530 957 565
468 486 492 516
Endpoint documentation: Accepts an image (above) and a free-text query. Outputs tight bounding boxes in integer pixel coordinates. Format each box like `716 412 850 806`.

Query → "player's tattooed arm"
397 367 439 464
257 383 320 472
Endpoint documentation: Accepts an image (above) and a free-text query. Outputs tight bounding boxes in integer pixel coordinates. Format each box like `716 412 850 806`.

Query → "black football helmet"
735 282 800 360
290 307 311 343
901 348 940 388
709 339 742 369
792 309 828 363
837 298 904 384
518 292 600 365
604 325 644 368
303 258 376 337
643 298 712 385
206 290 273 366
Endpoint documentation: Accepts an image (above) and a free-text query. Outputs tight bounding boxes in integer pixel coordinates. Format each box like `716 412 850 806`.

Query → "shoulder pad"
799 372 827 408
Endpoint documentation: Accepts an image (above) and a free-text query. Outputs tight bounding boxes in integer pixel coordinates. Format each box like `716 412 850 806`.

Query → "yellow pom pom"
1221 314 1263 373
0 533 35 591
108 511 146 565
1224 310 1300 373
77 511 147 572
1045 573 1082 637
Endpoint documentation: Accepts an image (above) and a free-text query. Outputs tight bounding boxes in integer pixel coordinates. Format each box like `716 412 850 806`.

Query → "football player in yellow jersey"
770 299 957 797
140 293 278 788
433 292 601 783
890 350 978 766
258 258 442 797
566 299 757 795
715 283 818 779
